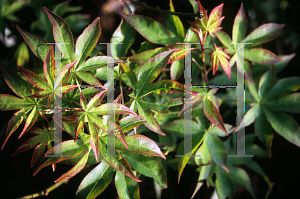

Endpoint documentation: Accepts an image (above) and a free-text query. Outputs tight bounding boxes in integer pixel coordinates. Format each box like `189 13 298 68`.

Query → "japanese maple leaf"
12 123 53 168
32 117 164 184
18 46 77 107
240 67 300 156
72 90 137 162
125 49 185 136
0 65 47 149
215 3 283 83
207 43 231 79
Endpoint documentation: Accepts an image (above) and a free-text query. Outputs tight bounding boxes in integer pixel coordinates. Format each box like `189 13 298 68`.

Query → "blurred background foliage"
0 0 299 198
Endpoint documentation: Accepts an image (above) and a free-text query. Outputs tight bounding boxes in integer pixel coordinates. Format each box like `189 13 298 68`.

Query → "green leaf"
258 67 276 97
135 49 175 97
215 30 234 51
111 4 136 58
120 63 137 88
195 139 211 166
161 119 202 137
114 135 166 159
242 23 284 48
76 71 101 85
121 151 167 188
263 77 300 100
0 94 32 110
215 165 234 199
33 136 91 176
177 132 204 182
120 13 176 45
118 115 147 133
12 124 53 168
228 166 255 198
0 64 32 98
16 25 50 61
245 48 281 65
264 93 300 113
262 106 300 147
99 140 141 182
44 7 75 64
232 3 247 43
76 161 115 199
115 170 140 199
254 108 273 156
55 150 90 182
75 17 101 67
128 47 168 65
165 0 185 41
206 133 229 172
138 80 184 98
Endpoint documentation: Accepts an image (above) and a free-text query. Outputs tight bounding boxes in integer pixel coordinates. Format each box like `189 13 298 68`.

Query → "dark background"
1 0 300 198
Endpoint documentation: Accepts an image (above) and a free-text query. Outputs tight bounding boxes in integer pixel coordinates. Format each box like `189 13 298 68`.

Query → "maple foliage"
0 1 299 199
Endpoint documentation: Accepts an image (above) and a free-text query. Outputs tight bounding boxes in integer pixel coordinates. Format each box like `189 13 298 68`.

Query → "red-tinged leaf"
120 13 175 46
120 63 137 88
138 80 185 98
112 122 128 149
0 94 31 110
202 99 227 135
258 67 276 98
75 115 85 140
76 161 115 199
76 56 122 72
18 66 51 90
93 103 136 116
12 124 53 167
170 59 184 80
75 71 102 85
0 64 32 98
135 100 165 136
33 138 90 176
244 48 282 65
122 151 167 188
242 23 285 47
99 140 141 182
44 46 55 86
118 115 147 133
232 3 247 43
44 7 75 64
86 90 107 111
89 122 100 162
55 150 90 182
80 92 87 111
114 134 166 159
54 60 77 89
207 4 223 27
19 106 39 138
1 109 24 149
178 97 202 117
75 17 101 68
128 47 168 65
16 25 50 61
264 77 300 100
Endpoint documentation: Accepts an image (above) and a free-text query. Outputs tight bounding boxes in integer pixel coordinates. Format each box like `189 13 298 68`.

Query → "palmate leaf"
244 67 300 155
128 49 185 136
115 170 140 199
73 91 137 162
19 46 77 106
215 3 283 83
12 123 53 168
0 65 47 149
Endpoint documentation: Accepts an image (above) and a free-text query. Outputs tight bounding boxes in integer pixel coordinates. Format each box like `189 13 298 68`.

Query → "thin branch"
17 179 69 199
